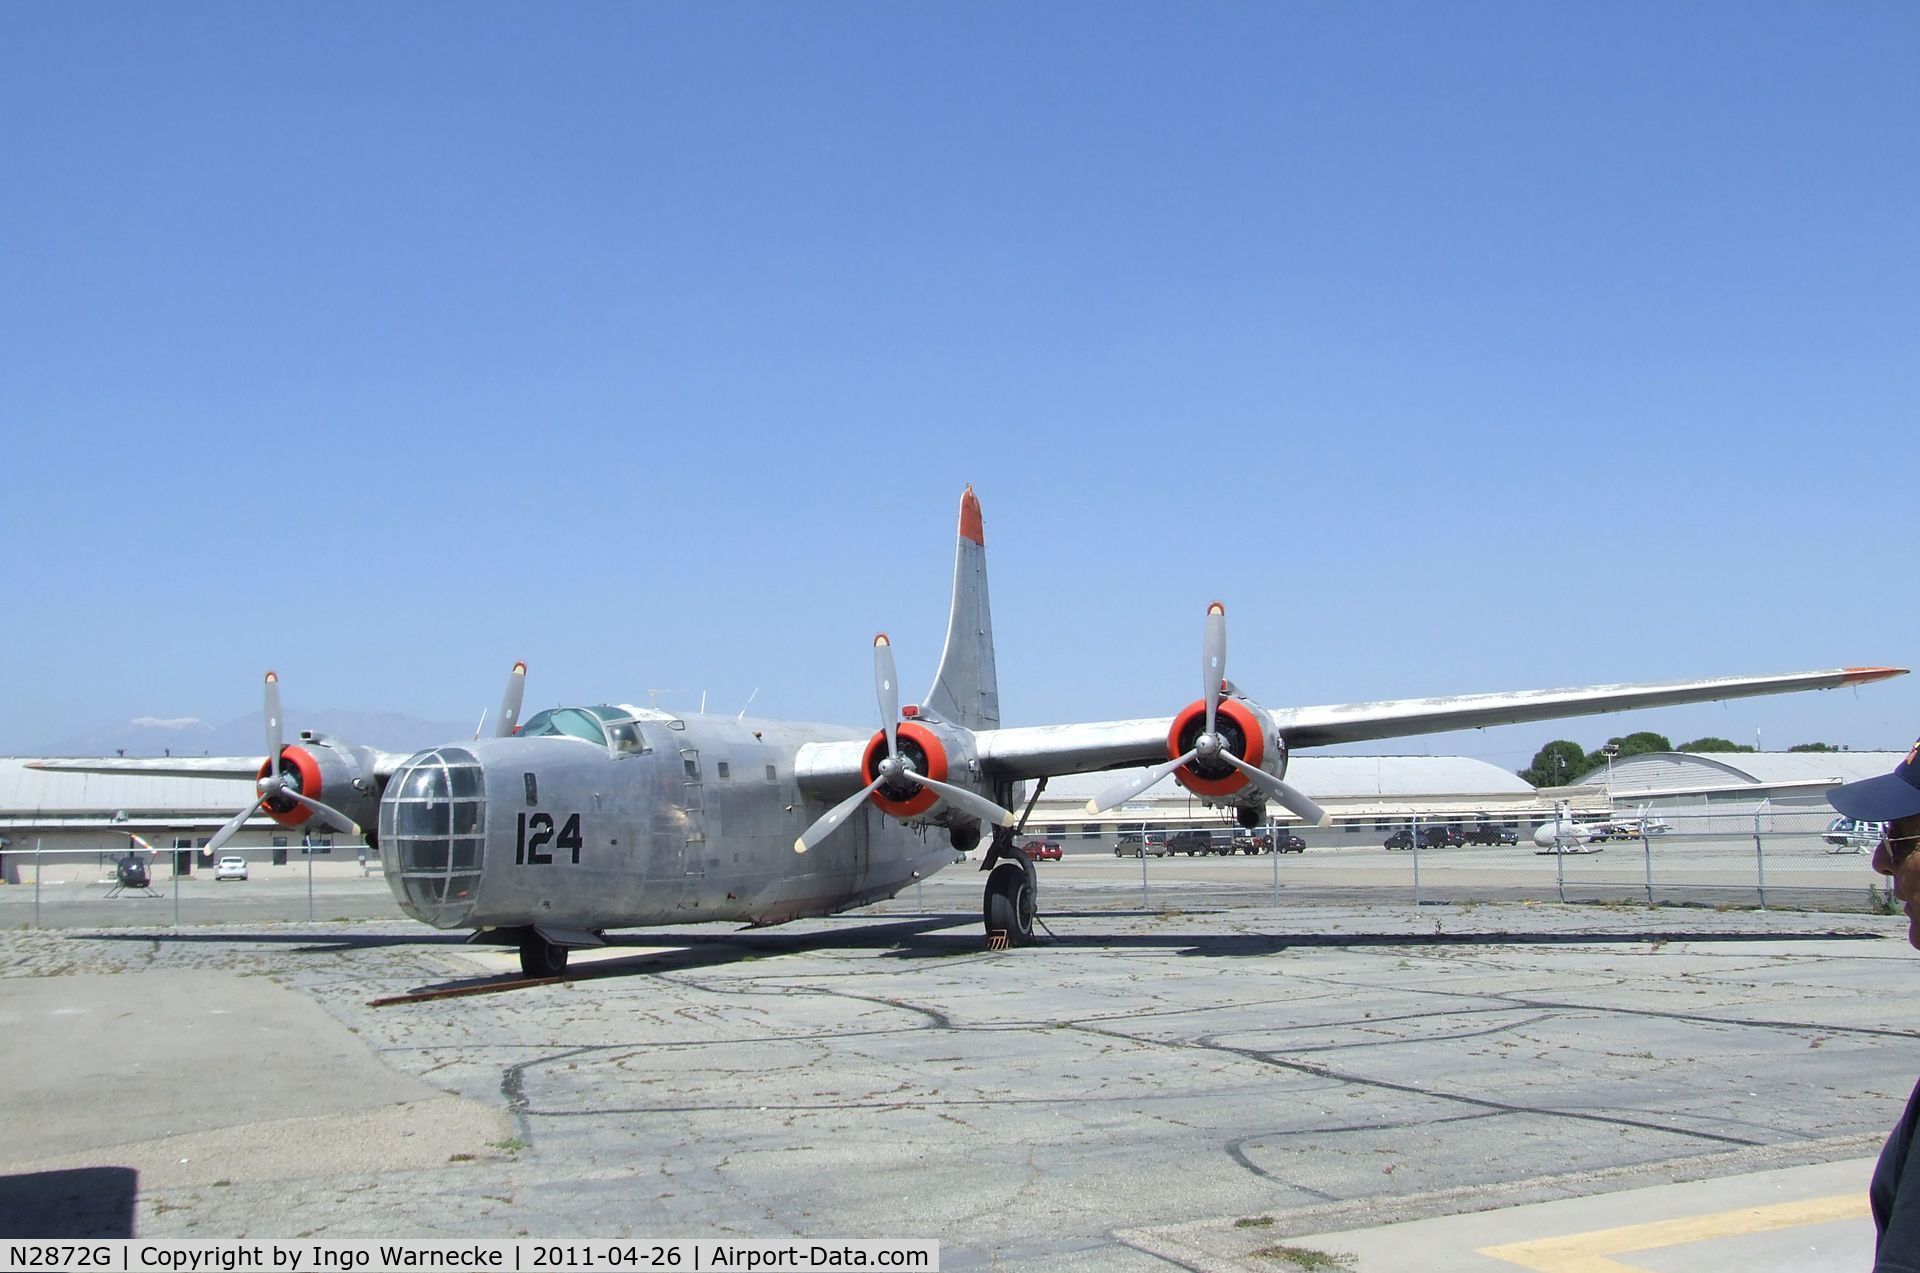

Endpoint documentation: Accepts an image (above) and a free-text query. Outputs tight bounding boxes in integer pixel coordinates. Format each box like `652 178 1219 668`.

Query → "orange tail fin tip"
959 486 984 546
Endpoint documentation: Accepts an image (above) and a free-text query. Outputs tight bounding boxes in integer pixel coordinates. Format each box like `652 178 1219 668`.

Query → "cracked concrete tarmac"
2 900 1914 1270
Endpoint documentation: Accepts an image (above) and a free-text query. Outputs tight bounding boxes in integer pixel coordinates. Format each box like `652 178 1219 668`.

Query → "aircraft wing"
26 756 268 779
971 666 1904 782
25 748 412 781
1269 666 1902 749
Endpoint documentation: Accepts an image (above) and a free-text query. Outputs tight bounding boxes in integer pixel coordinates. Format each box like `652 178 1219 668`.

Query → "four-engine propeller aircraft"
32 488 1906 975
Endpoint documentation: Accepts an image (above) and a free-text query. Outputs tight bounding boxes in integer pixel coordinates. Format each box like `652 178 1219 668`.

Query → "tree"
1789 742 1841 752
1520 740 1589 788
1582 732 1673 774
1678 737 1755 753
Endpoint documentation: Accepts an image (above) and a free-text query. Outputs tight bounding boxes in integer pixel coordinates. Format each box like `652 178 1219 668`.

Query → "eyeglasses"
1884 831 1920 869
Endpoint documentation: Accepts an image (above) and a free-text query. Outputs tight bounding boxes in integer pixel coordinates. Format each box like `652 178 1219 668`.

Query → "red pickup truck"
1021 839 1063 861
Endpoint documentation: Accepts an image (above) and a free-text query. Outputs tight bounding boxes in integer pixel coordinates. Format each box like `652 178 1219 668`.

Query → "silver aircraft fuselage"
377 710 956 934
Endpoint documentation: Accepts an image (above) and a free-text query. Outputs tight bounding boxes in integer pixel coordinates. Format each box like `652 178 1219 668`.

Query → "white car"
214 855 249 881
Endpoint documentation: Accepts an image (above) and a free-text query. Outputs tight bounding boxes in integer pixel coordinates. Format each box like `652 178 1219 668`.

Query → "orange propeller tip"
512 661 527 674
1207 601 1225 616
875 633 891 647
265 670 279 683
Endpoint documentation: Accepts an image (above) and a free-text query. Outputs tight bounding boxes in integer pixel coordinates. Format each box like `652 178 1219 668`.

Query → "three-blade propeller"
1085 602 1330 827
795 634 1016 854
204 671 363 854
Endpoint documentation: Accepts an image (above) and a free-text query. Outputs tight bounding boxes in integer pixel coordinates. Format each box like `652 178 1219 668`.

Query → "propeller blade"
795 776 886 854
904 773 1017 829
1203 601 1226 739
281 790 362 838
264 671 283 782
873 634 899 759
205 796 268 855
494 661 527 738
1085 749 1201 815
1220 751 1330 827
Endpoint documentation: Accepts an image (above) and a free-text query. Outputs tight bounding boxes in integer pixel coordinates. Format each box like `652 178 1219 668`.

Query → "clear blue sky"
2 2 1915 770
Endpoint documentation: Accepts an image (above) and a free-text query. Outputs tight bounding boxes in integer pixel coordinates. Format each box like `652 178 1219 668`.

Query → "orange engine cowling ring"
255 747 324 827
861 721 949 819
1167 698 1266 798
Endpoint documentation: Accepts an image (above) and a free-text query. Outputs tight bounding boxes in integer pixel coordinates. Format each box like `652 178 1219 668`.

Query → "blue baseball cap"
1828 740 1920 821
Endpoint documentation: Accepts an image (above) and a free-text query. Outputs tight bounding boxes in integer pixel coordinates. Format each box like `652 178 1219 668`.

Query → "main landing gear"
980 825 1037 947
518 930 570 979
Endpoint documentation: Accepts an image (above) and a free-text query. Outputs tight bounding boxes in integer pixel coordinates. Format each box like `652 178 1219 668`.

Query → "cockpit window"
518 708 609 744
518 705 649 755
585 706 649 754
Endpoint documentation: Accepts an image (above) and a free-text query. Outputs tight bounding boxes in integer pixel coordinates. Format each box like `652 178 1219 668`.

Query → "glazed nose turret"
379 746 489 927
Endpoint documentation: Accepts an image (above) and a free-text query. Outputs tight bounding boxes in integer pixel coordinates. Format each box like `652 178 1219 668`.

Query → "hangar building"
1570 749 1901 835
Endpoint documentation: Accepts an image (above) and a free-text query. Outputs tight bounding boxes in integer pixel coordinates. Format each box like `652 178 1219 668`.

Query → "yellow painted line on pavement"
1476 1193 1869 1273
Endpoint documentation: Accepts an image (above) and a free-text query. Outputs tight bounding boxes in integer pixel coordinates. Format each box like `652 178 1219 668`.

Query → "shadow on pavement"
0 1166 138 1238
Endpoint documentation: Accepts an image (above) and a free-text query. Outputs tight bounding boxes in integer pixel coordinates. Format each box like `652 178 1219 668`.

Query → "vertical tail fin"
923 485 1001 730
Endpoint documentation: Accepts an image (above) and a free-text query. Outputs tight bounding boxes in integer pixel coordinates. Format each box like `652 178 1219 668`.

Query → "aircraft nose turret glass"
380 747 486 926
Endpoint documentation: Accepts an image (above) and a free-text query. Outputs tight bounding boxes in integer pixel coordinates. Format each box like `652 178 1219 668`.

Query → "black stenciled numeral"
517 811 582 866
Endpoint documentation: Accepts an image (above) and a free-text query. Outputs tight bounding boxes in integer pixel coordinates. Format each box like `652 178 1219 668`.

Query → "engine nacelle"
254 731 382 842
860 711 986 831
1166 692 1287 811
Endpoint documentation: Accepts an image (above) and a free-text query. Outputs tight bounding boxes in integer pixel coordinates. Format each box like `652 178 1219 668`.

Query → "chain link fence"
1016 802 1896 915
1 803 1897 930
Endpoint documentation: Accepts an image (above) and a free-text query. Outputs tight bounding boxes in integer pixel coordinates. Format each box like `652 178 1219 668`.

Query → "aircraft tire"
983 863 1034 947
519 933 569 979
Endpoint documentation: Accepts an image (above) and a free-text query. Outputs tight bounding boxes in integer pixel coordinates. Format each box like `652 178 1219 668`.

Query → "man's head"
1831 741 1920 950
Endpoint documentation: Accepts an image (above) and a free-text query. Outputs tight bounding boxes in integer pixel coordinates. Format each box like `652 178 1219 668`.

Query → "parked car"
1114 832 1169 857
1021 839 1062 861
1459 822 1520 846
1383 826 1460 851
1166 829 1218 856
1159 825 1236 856
214 855 249 881
1236 830 1306 854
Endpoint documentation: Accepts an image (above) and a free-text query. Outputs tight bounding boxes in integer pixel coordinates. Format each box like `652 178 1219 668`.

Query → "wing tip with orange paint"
1841 666 1908 685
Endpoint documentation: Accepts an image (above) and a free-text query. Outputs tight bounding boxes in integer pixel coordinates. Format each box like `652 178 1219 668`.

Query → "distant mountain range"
29 709 475 758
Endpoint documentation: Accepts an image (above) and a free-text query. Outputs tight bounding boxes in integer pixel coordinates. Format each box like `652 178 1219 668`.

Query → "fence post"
1412 815 1422 906
33 837 42 930
1555 818 1567 904
1640 803 1654 908
1139 820 1149 909
1754 799 1770 911
1270 816 1280 907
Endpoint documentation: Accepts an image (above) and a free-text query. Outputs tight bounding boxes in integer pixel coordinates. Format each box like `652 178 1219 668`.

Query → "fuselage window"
717 761 730 779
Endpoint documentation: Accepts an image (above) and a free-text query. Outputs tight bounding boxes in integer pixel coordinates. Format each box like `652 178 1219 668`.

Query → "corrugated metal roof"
1592 751 1902 792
